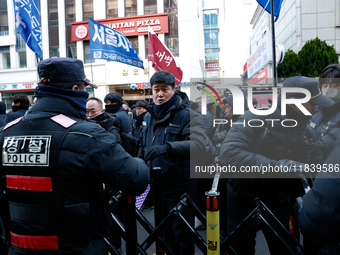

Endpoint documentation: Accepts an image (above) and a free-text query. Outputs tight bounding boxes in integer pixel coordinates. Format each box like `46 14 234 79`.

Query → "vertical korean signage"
247 14 272 79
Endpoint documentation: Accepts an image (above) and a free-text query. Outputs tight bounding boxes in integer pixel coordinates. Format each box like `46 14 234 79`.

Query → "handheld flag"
256 0 284 21
13 0 43 59
88 18 144 69
148 29 183 86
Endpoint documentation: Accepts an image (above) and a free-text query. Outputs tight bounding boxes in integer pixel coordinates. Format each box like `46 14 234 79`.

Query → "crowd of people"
1 57 340 255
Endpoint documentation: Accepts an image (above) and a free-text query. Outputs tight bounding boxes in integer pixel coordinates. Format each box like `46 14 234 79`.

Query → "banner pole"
270 0 277 87
148 61 151 102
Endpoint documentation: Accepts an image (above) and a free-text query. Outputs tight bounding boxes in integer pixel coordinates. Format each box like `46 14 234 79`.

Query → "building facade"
0 0 204 108
244 0 340 84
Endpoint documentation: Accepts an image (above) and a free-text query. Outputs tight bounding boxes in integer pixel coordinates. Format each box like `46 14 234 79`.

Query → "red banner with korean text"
148 30 183 86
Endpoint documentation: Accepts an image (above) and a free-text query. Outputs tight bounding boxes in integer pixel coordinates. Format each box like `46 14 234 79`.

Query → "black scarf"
153 92 178 118
36 84 88 118
105 104 122 114
135 111 147 127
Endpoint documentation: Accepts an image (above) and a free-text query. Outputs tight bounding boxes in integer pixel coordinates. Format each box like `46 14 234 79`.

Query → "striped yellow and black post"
206 173 221 255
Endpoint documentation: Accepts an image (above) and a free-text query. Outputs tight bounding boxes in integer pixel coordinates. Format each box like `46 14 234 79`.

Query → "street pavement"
120 208 270 255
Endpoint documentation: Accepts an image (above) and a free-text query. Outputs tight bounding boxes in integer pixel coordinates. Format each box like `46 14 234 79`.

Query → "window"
84 41 91 63
144 0 157 14
203 10 218 28
83 0 93 21
204 29 219 48
16 34 26 68
164 0 179 57
49 0 59 57
205 48 219 61
1 52 10 70
107 0 118 18
0 0 8 36
145 35 148 59
66 0 77 58
129 36 138 55
16 34 26 51
18 52 27 68
125 0 137 17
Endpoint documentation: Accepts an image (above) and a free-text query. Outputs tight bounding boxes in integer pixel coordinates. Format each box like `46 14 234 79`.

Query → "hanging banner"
89 18 144 69
13 0 43 59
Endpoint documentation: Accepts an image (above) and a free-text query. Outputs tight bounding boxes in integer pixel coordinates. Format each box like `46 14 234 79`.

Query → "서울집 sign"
71 13 169 41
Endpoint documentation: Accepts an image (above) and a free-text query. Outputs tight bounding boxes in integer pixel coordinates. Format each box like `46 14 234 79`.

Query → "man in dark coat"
219 76 333 254
196 96 214 140
297 64 340 254
86 97 121 142
132 100 148 140
5 94 29 123
138 71 206 255
104 93 131 134
298 131 340 254
0 57 149 255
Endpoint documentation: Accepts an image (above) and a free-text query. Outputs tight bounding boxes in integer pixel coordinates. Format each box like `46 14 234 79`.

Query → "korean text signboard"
72 13 169 41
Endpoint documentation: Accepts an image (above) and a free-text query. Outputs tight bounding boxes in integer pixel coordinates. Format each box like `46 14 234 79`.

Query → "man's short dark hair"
39 71 86 90
104 93 123 105
12 94 29 109
136 100 148 108
87 97 103 109
150 71 176 88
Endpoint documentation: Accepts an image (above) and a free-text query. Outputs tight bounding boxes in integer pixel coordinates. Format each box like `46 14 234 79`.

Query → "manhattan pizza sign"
71 13 169 41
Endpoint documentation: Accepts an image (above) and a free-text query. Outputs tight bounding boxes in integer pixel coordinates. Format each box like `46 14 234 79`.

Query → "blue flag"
256 0 284 22
89 18 144 69
13 0 42 59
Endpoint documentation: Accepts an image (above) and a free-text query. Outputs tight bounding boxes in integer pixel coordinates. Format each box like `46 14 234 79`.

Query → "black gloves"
144 144 171 161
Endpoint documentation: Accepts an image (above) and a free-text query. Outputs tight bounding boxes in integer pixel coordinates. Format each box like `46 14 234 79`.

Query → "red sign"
248 67 268 84
148 30 183 86
205 61 219 71
71 13 169 41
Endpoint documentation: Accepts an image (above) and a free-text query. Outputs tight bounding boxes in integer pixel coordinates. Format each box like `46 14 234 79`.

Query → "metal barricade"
107 168 305 255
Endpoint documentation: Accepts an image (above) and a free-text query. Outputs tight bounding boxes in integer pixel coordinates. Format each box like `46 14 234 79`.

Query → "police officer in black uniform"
0 57 149 255
220 76 334 255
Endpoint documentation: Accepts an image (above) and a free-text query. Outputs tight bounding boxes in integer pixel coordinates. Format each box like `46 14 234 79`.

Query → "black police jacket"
138 91 206 192
299 131 340 247
219 104 310 198
303 101 340 164
0 97 149 254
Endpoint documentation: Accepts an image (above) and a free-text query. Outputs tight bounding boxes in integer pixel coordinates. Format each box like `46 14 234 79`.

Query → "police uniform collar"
30 97 83 119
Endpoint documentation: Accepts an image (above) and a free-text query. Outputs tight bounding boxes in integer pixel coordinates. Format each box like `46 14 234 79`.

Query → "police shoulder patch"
3 117 24 130
51 114 77 128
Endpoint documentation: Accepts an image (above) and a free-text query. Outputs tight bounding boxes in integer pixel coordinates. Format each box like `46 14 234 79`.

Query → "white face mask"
322 87 340 102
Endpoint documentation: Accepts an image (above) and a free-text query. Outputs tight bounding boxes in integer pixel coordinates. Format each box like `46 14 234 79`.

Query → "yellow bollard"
206 192 220 255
